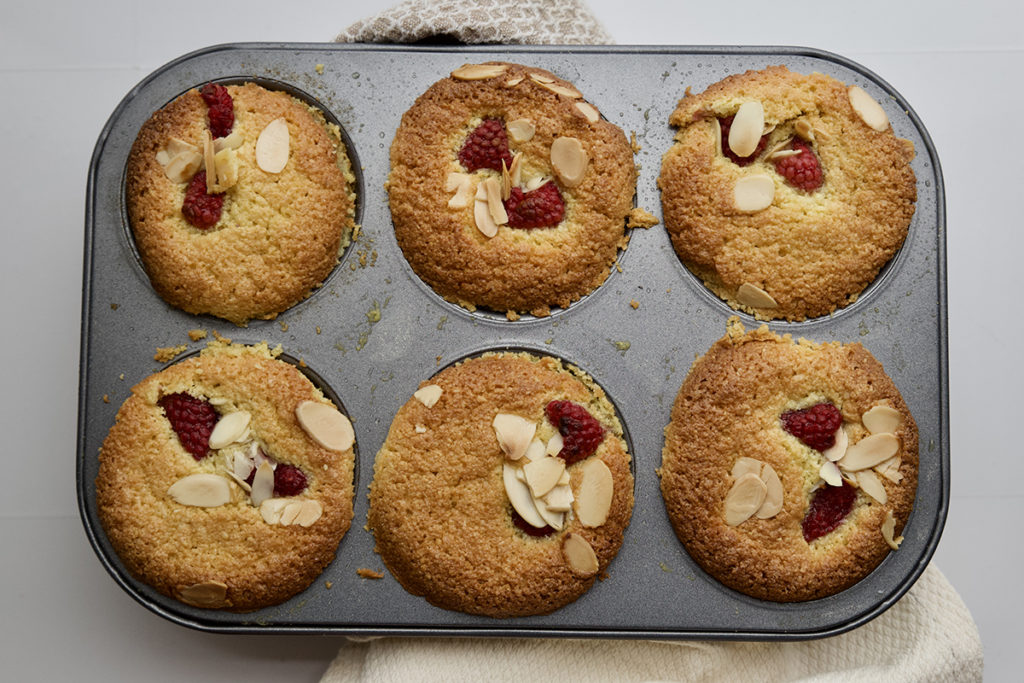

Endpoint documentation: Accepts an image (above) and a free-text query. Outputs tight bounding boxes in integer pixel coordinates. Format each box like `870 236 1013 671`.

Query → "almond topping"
202 130 217 192
524 174 550 192
504 75 525 87
523 456 565 498
214 130 244 152
155 149 171 166
483 176 508 225
767 148 801 161
562 533 599 576
822 425 849 462
857 469 888 504
755 463 783 518
524 438 546 463
446 172 475 209
260 498 289 524
730 457 762 480
724 472 767 526
473 198 499 238
279 501 304 526
503 462 547 528
540 81 582 99
550 137 588 188
728 101 765 157
451 63 508 80
862 405 902 435
413 384 443 408
492 414 536 461
736 282 778 309
166 137 199 158
295 500 323 527
875 456 904 483
534 496 565 531
177 581 228 608
881 510 903 550
848 86 890 132
167 473 231 507
839 433 900 471
210 148 239 192
255 117 290 173
576 458 613 527
509 153 523 188
733 175 775 213
546 432 564 457
528 72 555 84
208 410 251 450
232 452 254 485
794 119 815 142
507 119 535 143
544 484 574 512
712 117 722 156
250 462 274 506
501 161 512 200
163 150 203 184
295 401 354 452
820 461 843 487
574 101 600 122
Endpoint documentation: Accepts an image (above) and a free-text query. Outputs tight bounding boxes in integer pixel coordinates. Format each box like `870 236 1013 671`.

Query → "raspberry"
545 400 606 465
802 480 857 542
458 118 513 172
503 182 565 229
273 464 308 497
511 509 555 537
159 393 219 460
718 115 768 166
773 139 823 192
781 403 843 451
181 171 224 229
200 83 234 138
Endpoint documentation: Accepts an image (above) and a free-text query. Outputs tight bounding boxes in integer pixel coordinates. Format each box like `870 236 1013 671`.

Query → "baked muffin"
126 82 357 325
368 352 633 617
388 62 637 318
658 66 917 320
96 342 356 611
660 320 918 601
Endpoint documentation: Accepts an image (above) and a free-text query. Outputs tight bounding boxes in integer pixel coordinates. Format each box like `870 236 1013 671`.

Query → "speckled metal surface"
77 44 947 639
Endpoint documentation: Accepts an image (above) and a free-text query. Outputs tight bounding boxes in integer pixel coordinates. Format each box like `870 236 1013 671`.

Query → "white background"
2 0 1020 679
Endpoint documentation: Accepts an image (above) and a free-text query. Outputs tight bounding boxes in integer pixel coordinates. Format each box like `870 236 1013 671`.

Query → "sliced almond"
523 438 546 463
546 432 564 457
820 461 843 487
874 456 904 483
857 469 888 504
509 153 523 188
501 161 512 200
278 501 303 526
881 510 904 550
767 148 801 161
504 75 525 87
493 414 536 461
413 384 443 408
214 130 244 152
557 469 570 487
452 63 508 80
848 86 890 132
822 425 849 462
544 484 574 513
202 130 217 192
763 137 793 159
839 433 900 471
574 101 600 123
862 405 902 435
733 175 775 213
295 500 323 527
155 149 171 166
255 117 290 173
712 117 722 156
446 172 475 209
540 81 582 99
523 456 566 499
813 126 832 141
723 472 767 526
210 148 239 191
551 136 588 188
562 533 599 576
794 119 815 142
730 457 762 480
232 451 255 484
736 282 778 309
507 119 535 144
576 458 613 527
250 462 275 507
177 581 228 608
483 176 508 225
534 496 565 531
728 101 765 157
528 72 555 84
296 401 354 452
163 149 202 184
167 473 232 507
474 198 499 238
166 137 199 158
208 410 252 450
260 498 290 524
414 424 427 434
755 463 783 518
503 462 547 528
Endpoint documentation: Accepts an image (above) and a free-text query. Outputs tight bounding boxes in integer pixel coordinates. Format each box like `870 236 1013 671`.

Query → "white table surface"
2 0 1020 679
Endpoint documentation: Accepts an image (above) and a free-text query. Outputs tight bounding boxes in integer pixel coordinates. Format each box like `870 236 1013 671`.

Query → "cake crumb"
324 580 332 589
298 358 308 368
154 345 187 362
279 322 289 332
505 310 520 321
627 208 659 229
616 264 623 273
630 131 641 154
103 394 110 403
316 326 321 334
119 373 125 380
630 300 640 309
212 330 232 344
315 64 325 75
188 329 207 341
357 568 384 580
110 303 119 310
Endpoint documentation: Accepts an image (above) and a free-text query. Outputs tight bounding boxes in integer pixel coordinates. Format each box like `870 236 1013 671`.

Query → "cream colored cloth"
326 3 982 680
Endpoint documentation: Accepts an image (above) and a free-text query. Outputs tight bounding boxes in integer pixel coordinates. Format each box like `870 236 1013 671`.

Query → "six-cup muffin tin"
77 44 947 639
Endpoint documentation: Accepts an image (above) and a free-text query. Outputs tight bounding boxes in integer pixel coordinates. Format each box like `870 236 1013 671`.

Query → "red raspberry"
545 400 606 465
781 403 843 451
802 480 857 542
503 182 565 229
458 118 513 172
718 115 768 166
159 393 219 460
511 509 555 537
273 464 308 497
181 171 224 229
773 139 823 192
200 83 234 138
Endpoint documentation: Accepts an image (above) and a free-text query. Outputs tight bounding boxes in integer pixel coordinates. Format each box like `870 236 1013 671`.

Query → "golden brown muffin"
368 352 634 617
96 343 355 611
660 320 918 601
388 62 637 318
658 66 917 320
126 82 357 325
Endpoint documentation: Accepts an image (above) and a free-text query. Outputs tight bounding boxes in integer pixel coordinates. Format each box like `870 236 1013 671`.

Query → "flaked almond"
503 462 547 528
524 174 550 192
557 469 570 487
736 282 778 309
857 469 888 504
260 498 290 524
163 150 202 183
733 175 775 213
167 473 231 507
446 172 475 209
523 456 565 498
509 153 523 187
755 463 783 518
483 176 508 225
764 137 793 160
881 510 903 550
528 72 555 84
177 581 228 608
728 101 765 157
540 81 582 99
524 437 546 463
544 484 574 512
848 85 890 132
232 452 255 485
210 148 239 192
296 401 354 452
562 533 599 576
875 456 904 483
839 433 900 471
493 413 536 461
712 117 722 156
546 432 564 457
576 458 613 527
820 461 843 487
767 148 801 161
862 404 902 435
294 499 323 527
413 384 443 408
250 462 275 506
166 137 199 158
255 117 290 173
551 136 588 188
278 501 303 526
203 130 217 192
507 119 535 143
822 425 849 462
730 457 762 480
504 75 525 87
214 130 244 152
208 410 251 450
474 198 499 237
452 63 507 80
724 472 767 526
501 161 512 200
156 149 171 166
534 496 565 531
794 119 815 142
574 101 600 122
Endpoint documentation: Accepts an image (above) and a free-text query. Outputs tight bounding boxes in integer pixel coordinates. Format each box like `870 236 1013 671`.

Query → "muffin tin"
77 44 947 639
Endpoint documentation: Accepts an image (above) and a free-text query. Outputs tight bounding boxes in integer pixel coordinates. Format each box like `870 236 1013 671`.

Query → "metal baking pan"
77 43 947 639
